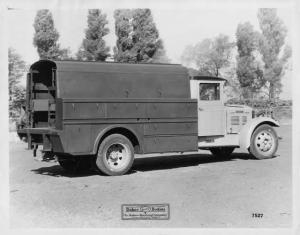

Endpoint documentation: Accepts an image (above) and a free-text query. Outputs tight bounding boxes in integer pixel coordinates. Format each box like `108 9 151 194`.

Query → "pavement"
9 124 292 228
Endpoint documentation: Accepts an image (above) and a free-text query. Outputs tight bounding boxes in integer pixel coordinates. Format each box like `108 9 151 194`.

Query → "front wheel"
249 124 278 159
96 134 134 176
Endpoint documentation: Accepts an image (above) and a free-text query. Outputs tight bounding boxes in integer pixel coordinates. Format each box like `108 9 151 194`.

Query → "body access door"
190 77 226 136
26 60 57 128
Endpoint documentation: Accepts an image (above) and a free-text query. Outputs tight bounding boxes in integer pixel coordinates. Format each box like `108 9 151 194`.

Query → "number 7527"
252 213 263 218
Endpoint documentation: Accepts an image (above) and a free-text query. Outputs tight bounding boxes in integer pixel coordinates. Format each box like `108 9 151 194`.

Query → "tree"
131 9 169 63
9 48 26 117
257 8 291 99
113 9 169 63
181 34 234 77
77 9 110 61
223 65 243 100
113 9 134 62
236 22 265 99
150 40 170 63
33 9 70 60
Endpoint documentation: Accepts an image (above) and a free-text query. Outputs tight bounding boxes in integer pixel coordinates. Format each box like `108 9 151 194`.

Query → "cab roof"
191 76 227 81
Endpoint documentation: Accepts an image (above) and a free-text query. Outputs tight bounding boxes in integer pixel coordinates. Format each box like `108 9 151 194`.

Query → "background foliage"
9 48 26 118
113 9 169 63
181 34 235 77
257 8 291 99
33 9 70 60
181 8 291 101
77 9 110 61
236 22 264 99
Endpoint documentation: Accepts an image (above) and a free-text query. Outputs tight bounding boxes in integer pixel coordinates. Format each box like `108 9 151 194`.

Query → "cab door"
190 80 226 136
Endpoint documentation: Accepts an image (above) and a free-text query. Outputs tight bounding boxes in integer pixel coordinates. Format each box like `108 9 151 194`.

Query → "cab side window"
199 83 220 100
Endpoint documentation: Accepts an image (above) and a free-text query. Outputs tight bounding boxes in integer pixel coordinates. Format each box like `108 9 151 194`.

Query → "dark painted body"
18 60 198 156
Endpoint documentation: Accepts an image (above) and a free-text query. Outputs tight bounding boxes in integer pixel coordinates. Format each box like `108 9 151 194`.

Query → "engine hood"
225 104 252 112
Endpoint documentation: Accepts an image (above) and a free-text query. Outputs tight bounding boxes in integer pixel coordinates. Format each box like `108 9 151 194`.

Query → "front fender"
239 117 280 150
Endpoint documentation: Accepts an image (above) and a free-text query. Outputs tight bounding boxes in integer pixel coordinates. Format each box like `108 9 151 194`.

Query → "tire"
58 157 93 173
249 124 278 159
96 134 134 176
210 147 235 159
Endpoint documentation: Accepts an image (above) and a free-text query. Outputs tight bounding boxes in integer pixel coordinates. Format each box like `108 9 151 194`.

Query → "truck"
17 59 279 176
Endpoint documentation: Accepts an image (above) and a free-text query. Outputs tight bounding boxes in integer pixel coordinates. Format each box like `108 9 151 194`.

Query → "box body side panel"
58 99 198 155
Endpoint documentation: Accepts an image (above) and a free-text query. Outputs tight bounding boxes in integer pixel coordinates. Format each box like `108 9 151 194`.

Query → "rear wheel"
96 134 134 176
249 124 278 159
210 147 235 159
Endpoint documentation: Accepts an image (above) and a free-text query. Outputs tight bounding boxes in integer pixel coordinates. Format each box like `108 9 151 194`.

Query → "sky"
6 0 294 99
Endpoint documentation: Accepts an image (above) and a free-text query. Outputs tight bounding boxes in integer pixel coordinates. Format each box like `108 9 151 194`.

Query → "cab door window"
199 83 220 101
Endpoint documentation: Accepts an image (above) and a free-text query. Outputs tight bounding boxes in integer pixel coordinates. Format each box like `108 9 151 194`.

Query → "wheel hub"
109 151 120 161
255 131 274 152
106 143 129 170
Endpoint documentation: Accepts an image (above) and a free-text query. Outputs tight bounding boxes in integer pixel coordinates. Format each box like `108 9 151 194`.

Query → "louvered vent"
228 114 249 134
231 116 240 125
242 116 247 125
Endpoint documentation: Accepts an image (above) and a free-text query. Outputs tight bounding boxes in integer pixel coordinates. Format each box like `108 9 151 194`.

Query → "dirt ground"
9 124 292 228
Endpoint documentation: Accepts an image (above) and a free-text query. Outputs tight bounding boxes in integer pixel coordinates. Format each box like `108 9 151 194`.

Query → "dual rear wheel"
58 134 134 176
95 134 134 176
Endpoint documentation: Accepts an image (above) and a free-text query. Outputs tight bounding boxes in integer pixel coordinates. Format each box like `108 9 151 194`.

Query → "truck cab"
191 77 227 137
190 76 279 159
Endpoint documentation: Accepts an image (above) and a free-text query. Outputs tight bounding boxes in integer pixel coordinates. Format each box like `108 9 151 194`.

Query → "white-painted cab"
190 77 226 137
190 76 279 161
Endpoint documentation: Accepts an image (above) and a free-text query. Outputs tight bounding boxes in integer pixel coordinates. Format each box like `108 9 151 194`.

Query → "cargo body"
17 60 198 158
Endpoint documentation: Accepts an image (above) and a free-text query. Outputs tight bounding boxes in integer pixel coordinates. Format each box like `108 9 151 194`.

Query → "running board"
198 134 239 148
